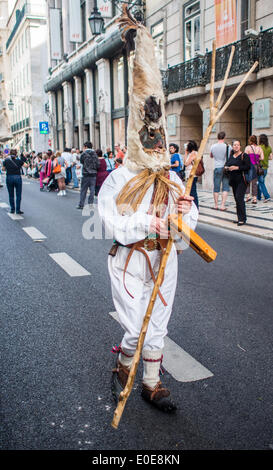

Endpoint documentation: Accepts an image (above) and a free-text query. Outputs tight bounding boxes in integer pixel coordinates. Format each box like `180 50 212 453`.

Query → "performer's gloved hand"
149 216 169 238
176 195 194 215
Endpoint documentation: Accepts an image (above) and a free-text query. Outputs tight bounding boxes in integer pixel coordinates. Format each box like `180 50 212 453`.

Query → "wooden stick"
111 47 259 430
215 60 258 122
209 41 216 121
215 45 235 109
111 236 174 429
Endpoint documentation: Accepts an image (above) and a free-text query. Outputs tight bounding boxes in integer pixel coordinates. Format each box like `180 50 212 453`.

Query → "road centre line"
23 227 47 240
109 311 214 383
49 252 91 277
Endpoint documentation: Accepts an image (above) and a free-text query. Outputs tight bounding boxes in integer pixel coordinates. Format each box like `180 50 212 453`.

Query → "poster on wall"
253 99 271 129
69 0 82 43
49 9 62 60
98 0 112 18
214 0 237 47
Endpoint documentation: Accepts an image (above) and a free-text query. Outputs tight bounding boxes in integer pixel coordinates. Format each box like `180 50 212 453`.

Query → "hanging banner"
69 0 82 43
98 0 112 18
215 0 237 47
49 9 62 60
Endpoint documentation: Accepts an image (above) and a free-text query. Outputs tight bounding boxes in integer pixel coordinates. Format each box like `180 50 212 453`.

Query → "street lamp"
88 0 105 36
8 96 14 111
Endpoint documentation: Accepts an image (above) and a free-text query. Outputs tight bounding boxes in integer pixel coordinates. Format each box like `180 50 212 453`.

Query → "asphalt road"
0 178 272 452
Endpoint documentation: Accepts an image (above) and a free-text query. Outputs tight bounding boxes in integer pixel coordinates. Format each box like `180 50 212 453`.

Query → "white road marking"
23 227 47 240
7 213 24 220
0 203 9 209
109 311 214 383
49 252 91 277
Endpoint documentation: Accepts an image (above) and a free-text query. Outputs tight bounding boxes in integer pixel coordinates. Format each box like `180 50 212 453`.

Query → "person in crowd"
71 148 79 189
244 135 264 204
62 148 73 185
210 131 231 210
95 149 108 196
54 150 67 196
115 157 123 168
258 134 272 202
105 149 115 173
184 140 199 209
75 153 83 188
2 149 27 214
224 140 251 226
0 152 3 187
39 153 47 191
169 143 183 180
77 141 99 210
114 143 125 167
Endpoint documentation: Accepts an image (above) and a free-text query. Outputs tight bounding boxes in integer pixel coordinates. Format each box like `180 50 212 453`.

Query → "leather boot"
111 360 130 404
141 381 177 413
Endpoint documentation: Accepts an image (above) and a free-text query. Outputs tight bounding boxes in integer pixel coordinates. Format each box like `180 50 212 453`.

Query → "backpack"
242 154 257 183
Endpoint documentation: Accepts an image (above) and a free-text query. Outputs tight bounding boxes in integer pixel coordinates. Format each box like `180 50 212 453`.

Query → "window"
151 21 164 69
113 56 124 109
241 0 249 39
81 0 86 43
184 1 201 61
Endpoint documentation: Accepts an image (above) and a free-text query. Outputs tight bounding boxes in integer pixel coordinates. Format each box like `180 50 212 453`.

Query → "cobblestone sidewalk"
198 187 273 241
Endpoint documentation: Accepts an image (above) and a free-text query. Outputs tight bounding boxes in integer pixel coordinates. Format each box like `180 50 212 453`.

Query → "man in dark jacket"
77 142 99 209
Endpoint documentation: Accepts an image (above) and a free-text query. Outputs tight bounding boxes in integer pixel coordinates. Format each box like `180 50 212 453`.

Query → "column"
85 68 95 145
97 58 112 152
74 76 84 149
48 90 57 151
62 81 73 148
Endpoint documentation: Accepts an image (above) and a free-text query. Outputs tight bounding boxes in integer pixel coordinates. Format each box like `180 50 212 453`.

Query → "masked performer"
98 8 198 412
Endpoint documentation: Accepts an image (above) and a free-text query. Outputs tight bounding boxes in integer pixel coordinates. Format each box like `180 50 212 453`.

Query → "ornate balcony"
163 27 273 96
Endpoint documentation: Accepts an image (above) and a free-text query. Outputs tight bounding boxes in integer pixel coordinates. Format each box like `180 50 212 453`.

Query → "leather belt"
121 238 169 306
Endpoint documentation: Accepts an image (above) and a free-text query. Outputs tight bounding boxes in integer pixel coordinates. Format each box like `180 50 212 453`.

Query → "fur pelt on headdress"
117 7 170 172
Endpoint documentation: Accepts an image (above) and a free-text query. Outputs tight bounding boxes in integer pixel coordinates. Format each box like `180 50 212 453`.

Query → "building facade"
147 0 273 193
44 0 273 192
0 0 12 151
5 0 49 152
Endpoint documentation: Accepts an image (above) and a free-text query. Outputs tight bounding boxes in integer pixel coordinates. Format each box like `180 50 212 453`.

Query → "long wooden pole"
111 42 259 430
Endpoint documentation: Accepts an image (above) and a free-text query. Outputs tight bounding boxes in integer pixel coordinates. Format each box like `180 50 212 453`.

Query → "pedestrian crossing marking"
49 252 91 277
0 203 9 209
23 227 47 240
109 311 214 383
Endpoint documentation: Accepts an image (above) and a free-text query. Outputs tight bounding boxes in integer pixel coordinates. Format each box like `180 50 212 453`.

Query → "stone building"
0 0 12 151
5 0 49 152
44 0 273 192
147 0 273 193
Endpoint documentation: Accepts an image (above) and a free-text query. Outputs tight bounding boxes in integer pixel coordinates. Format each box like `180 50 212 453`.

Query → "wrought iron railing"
163 27 273 95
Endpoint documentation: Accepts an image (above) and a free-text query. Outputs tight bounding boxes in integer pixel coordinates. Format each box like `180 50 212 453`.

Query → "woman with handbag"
53 151 67 196
258 134 272 202
225 140 251 226
244 135 264 204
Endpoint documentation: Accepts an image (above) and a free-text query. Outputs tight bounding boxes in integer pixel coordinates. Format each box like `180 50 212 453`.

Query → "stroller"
46 174 58 192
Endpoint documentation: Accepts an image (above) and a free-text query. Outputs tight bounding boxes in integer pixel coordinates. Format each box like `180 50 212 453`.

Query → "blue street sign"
39 121 49 134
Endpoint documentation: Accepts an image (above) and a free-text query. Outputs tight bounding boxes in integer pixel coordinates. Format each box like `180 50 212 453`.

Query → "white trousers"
108 243 178 353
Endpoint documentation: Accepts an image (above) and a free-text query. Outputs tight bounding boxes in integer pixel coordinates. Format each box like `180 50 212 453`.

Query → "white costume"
98 166 198 354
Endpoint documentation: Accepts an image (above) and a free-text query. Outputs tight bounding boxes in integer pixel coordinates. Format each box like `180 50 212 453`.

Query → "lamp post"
8 97 14 111
88 0 105 36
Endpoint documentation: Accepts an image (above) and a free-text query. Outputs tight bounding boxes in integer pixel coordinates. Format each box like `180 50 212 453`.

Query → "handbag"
256 164 264 176
53 162 61 174
196 157 205 177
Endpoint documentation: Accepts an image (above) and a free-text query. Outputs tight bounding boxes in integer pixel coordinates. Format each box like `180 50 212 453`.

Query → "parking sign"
39 122 49 134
